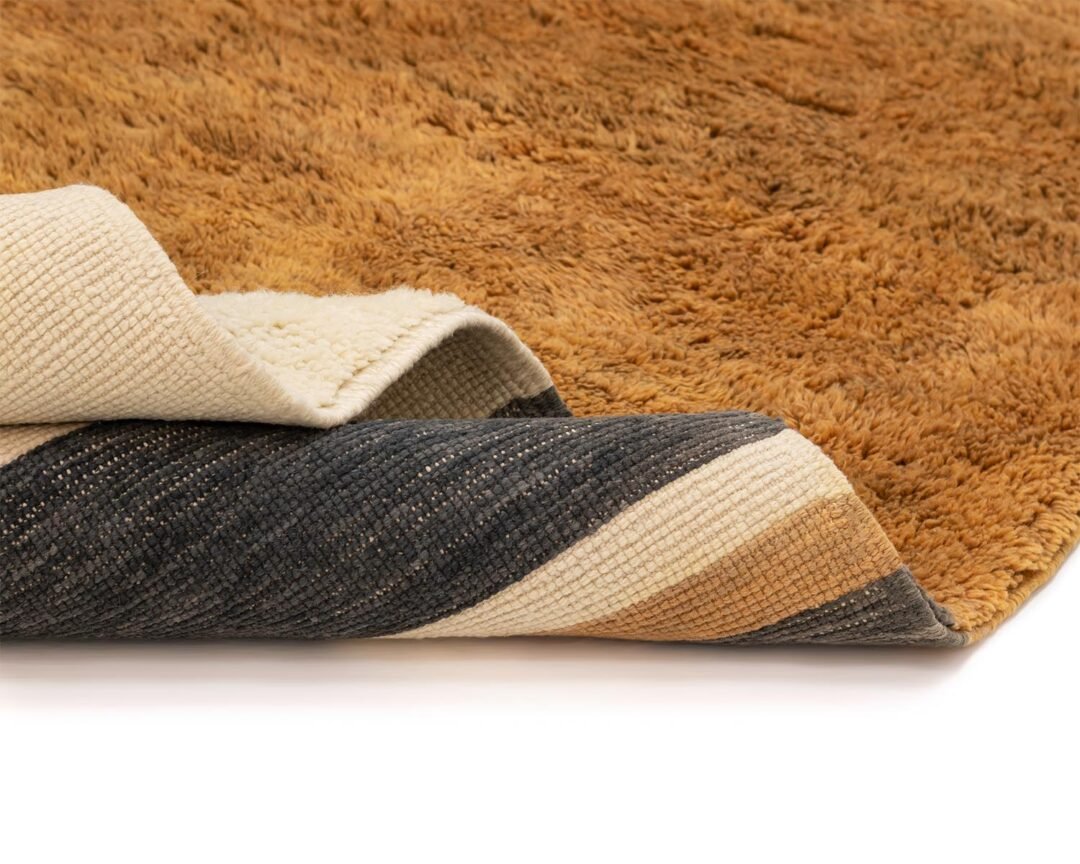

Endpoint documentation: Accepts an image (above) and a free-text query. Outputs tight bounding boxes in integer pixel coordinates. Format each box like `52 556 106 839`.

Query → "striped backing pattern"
0 186 962 644
0 417 958 644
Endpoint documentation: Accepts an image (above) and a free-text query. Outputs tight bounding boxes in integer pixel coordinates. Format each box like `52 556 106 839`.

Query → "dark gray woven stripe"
715 567 964 646
0 412 783 639
489 387 571 418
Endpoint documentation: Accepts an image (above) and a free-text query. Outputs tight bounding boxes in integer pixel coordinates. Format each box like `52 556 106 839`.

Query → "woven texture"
0 186 554 427
0 188 960 644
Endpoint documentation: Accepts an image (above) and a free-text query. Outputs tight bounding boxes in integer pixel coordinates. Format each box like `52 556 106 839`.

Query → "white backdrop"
2 549 1076 863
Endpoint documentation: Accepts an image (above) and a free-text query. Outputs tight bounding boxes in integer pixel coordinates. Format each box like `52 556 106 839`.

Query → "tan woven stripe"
0 424 85 467
391 429 854 639
551 492 902 641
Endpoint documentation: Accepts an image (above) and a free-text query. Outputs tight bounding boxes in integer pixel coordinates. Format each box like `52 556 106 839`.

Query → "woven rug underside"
0 187 961 644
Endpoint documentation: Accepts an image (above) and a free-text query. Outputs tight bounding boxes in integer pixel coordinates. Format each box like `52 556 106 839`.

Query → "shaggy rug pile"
1 0 1077 643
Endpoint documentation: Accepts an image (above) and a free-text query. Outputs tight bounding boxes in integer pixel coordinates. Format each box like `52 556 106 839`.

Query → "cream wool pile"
0 186 961 644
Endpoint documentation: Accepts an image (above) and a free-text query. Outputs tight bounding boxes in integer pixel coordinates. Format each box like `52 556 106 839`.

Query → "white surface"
2 549 1076 863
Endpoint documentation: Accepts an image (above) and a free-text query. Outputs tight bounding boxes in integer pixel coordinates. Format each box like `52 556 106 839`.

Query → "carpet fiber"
1 0 1077 641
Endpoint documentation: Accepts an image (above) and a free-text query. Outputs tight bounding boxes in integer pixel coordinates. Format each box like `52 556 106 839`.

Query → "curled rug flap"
0 186 554 427
0 186 961 646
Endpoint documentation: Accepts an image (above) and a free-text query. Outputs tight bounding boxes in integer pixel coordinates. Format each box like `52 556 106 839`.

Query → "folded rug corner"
0 186 1048 647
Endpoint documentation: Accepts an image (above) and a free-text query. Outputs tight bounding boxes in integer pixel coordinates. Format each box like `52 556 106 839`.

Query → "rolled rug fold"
1 414 958 644
1 186 962 644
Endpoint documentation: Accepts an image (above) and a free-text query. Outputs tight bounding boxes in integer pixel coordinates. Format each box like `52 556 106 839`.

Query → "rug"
1 186 961 643
1 0 1077 643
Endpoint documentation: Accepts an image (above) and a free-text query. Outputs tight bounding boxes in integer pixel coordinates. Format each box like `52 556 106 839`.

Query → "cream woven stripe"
0 425 86 468
0 186 552 427
391 429 860 639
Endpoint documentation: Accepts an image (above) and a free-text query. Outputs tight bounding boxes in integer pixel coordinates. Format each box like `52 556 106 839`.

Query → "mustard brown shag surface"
1 0 1078 643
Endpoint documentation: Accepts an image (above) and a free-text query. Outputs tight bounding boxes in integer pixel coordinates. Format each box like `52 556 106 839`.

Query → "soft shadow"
0 635 974 700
